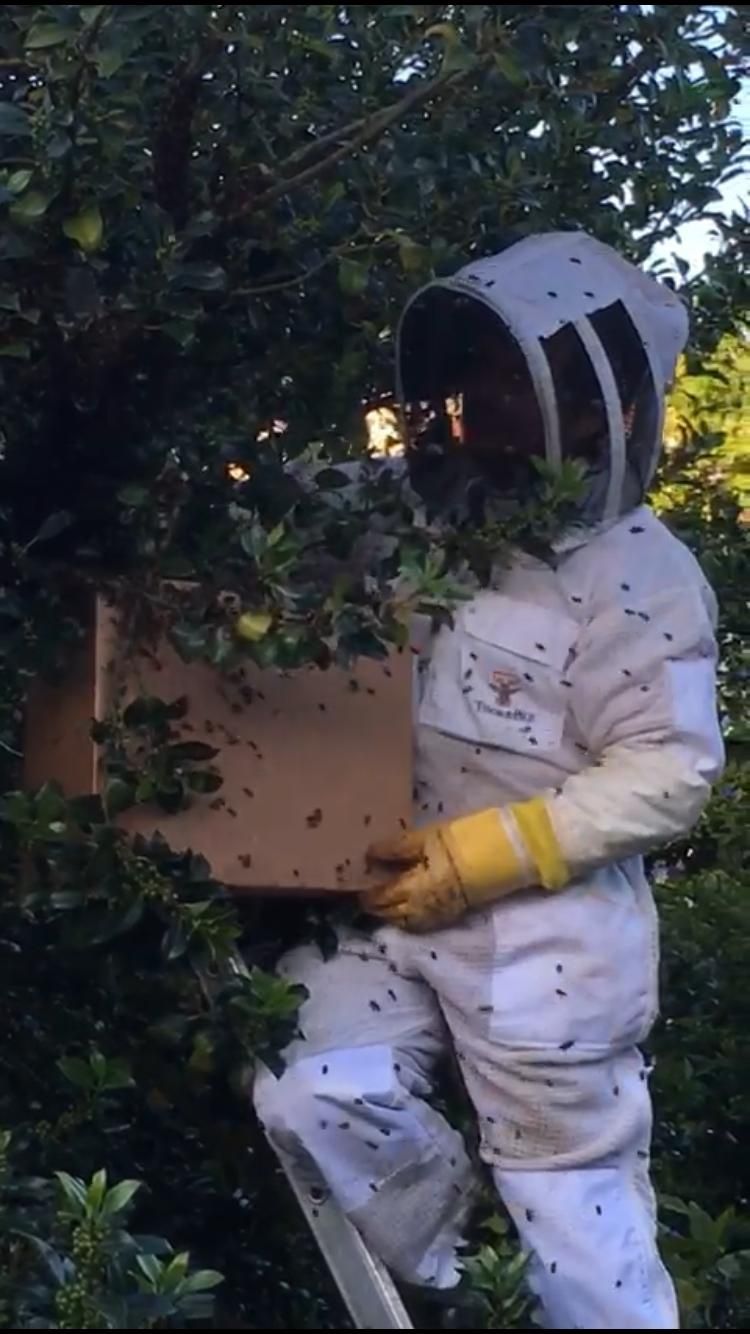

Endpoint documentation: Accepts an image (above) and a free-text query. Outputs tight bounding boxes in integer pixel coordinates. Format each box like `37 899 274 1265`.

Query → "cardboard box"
24 597 413 894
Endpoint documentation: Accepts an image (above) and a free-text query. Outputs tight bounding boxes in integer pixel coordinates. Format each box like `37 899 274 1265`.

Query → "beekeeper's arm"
364 583 724 932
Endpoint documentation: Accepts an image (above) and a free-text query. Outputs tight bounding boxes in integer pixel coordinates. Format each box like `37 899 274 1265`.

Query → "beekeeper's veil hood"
397 231 688 524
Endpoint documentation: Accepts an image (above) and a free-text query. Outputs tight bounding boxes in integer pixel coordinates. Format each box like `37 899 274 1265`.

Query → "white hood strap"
509 325 562 472
573 318 626 521
613 301 669 488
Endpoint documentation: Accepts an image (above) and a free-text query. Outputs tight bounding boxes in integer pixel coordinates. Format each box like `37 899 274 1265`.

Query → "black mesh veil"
398 285 662 522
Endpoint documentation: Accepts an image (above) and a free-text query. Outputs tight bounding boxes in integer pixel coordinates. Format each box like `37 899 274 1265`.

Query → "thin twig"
236 241 368 297
69 4 112 110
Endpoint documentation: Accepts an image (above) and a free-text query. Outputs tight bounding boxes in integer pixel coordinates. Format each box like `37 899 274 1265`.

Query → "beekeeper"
254 232 724 1329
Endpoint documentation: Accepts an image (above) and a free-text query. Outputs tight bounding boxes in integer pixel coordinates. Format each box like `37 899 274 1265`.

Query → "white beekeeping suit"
255 233 724 1329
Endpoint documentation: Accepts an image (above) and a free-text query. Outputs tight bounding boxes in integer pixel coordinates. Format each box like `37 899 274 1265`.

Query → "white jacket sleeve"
544 582 724 878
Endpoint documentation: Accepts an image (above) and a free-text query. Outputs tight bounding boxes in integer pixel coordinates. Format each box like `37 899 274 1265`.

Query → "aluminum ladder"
224 952 413 1328
276 1148 414 1329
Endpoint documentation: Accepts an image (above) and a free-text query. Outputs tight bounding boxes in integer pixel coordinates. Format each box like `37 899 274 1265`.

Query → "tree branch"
277 113 368 177
239 62 478 219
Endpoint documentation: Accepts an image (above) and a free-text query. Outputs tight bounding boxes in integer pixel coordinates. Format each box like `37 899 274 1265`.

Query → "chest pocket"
419 595 579 756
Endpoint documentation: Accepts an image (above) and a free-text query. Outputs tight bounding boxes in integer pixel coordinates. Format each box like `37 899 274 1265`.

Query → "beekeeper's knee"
254 1057 327 1150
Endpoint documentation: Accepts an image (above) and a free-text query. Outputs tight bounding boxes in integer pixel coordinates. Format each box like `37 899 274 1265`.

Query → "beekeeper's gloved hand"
363 802 568 933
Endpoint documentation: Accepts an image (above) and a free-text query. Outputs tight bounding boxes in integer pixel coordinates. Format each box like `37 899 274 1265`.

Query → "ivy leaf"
235 611 273 642
397 234 428 275
9 190 53 224
171 262 226 292
25 24 71 50
118 483 150 507
68 899 144 948
58 1056 97 1091
25 510 73 549
63 205 104 253
494 50 527 87
162 920 190 962
123 696 168 728
164 696 190 721
104 777 136 816
81 5 109 26
155 781 185 815
50 889 86 910
185 769 224 794
68 793 105 825
0 341 31 360
6 169 34 195
166 741 219 763
0 104 32 137
97 46 126 78
338 257 369 296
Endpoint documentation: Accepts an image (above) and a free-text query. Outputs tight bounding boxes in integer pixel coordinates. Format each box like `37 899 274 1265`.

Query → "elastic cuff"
440 808 530 899
509 796 569 891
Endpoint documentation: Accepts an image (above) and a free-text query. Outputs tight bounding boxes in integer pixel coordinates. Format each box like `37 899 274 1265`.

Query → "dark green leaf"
185 769 224 794
0 103 32 137
23 1236 68 1285
69 898 144 947
63 205 104 253
51 889 86 910
68 793 106 825
164 695 190 721
57 1056 96 1090
26 510 73 549
105 777 136 816
171 263 227 292
494 50 526 87
166 741 219 763
162 920 190 962
118 484 150 507
338 257 369 296
123 696 168 728
102 1179 141 1216
25 24 71 50
155 782 186 814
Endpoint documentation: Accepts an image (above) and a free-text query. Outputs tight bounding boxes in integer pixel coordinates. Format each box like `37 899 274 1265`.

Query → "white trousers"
255 921 678 1329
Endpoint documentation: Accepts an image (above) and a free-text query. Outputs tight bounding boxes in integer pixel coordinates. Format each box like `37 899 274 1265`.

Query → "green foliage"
95 693 224 816
0 3 746 592
0 3 748 1328
0 1147 223 1329
461 1215 532 1328
0 766 329 1326
659 1197 750 1329
645 456 750 1326
664 334 750 511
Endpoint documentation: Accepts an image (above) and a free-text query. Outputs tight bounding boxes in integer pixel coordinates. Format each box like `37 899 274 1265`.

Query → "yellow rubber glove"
363 800 568 933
